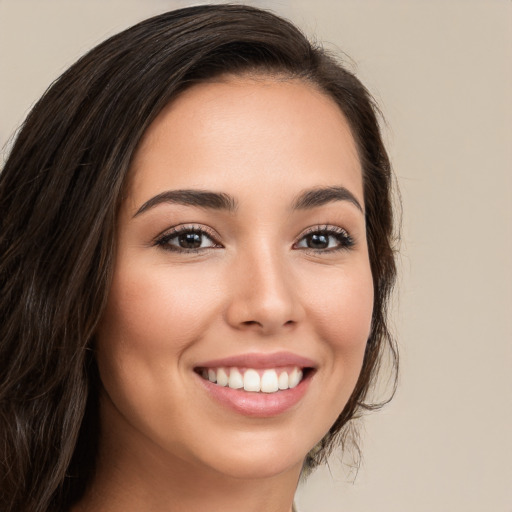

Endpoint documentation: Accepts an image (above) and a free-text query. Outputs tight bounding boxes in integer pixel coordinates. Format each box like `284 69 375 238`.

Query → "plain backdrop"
1 1 511 511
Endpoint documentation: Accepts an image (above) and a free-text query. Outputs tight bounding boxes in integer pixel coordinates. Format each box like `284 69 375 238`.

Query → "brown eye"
305 233 329 249
178 232 203 249
295 227 354 252
156 227 220 252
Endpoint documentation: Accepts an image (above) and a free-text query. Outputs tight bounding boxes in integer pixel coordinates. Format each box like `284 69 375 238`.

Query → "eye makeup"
294 224 355 253
153 223 355 255
154 224 222 253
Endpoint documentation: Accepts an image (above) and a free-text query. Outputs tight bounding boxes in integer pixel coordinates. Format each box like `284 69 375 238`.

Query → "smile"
193 352 316 417
197 366 304 393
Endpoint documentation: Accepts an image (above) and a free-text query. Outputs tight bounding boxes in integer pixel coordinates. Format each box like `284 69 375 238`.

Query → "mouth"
193 352 317 416
194 365 314 393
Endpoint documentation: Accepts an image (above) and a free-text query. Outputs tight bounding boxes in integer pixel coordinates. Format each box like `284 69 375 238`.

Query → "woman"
0 4 397 512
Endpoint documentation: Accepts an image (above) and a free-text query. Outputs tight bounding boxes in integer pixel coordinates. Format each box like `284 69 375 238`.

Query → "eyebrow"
134 189 238 217
133 185 363 218
292 186 364 213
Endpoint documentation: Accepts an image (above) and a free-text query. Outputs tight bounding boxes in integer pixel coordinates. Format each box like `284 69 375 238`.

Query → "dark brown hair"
0 5 397 511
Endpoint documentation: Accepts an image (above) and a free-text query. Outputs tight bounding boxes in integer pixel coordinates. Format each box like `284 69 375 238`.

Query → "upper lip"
194 351 317 370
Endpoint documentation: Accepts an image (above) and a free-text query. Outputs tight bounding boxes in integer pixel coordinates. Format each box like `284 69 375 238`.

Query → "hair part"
0 5 398 511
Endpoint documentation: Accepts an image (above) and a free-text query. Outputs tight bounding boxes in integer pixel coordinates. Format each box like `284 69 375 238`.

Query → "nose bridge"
226 236 301 333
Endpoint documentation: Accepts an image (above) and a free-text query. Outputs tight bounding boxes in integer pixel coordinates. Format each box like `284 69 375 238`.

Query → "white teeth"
243 369 261 392
228 368 244 389
200 366 306 393
278 371 289 390
261 369 279 393
288 368 302 389
216 368 229 387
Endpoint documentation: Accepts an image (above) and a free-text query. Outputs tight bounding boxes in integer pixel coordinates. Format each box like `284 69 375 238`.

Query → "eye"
294 226 354 252
155 226 221 253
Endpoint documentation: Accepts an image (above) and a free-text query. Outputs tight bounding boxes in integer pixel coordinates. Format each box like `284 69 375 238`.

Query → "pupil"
308 233 328 249
179 232 202 249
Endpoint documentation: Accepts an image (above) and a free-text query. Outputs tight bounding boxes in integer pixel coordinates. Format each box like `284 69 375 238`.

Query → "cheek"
306 264 374 347
94 262 224 445
98 262 221 358
301 260 374 394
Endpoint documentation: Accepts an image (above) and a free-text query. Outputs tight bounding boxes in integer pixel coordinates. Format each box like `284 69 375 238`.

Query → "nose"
224 244 304 335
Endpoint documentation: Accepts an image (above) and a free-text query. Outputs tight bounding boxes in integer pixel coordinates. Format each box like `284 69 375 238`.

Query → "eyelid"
293 224 355 252
152 223 354 254
298 224 349 237
153 224 223 251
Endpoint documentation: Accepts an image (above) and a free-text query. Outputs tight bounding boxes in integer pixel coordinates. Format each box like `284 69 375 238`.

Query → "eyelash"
294 225 355 253
154 224 355 254
154 225 221 254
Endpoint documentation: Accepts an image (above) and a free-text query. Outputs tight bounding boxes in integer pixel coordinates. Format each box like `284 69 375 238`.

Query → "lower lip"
196 372 313 418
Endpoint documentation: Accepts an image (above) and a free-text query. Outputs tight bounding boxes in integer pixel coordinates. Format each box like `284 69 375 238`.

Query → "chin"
186 429 315 481
207 450 305 481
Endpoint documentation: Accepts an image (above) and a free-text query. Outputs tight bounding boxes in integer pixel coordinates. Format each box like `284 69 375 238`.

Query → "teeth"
289 368 303 389
216 368 229 387
243 369 261 392
261 369 279 393
278 371 289 390
228 368 244 389
200 366 305 393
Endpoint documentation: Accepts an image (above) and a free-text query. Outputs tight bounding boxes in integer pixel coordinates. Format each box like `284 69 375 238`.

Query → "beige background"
1 1 511 511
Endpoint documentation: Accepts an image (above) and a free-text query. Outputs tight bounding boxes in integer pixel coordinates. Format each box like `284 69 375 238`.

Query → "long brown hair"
0 5 398 511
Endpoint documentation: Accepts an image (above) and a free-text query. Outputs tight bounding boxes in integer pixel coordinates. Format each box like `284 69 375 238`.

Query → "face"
96 76 373 481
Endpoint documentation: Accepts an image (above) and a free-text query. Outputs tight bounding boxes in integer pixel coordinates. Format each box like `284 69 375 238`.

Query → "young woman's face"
96 76 373 481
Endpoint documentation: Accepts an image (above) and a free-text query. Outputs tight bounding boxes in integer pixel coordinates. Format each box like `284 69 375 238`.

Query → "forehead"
127 76 363 210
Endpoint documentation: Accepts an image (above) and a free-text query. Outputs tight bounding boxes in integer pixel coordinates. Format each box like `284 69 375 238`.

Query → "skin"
78 75 374 512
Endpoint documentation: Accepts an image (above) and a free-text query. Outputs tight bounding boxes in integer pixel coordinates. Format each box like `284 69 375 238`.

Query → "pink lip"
194 351 317 370
193 351 316 418
195 370 313 418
